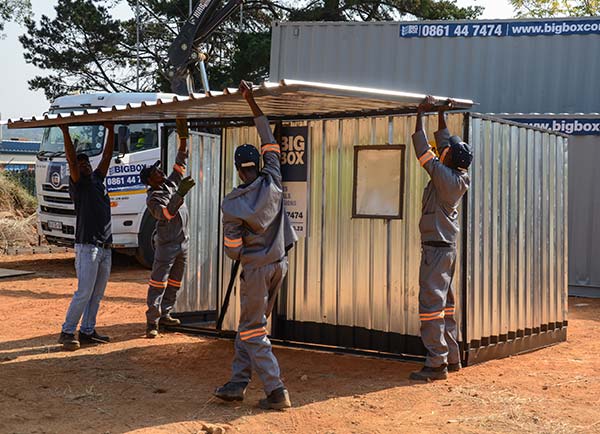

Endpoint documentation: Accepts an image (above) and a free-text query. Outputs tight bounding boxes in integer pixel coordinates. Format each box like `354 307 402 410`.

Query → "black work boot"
146 323 159 339
213 382 249 402
409 365 448 382
79 330 110 345
58 332 80 351
448 362 462 372
258 387 291 410
159 314 181 327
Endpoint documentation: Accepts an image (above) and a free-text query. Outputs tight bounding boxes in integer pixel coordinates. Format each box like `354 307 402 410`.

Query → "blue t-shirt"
68 170 112 245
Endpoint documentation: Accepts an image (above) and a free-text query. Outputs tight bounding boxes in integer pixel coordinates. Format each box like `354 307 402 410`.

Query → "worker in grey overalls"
409 96 473 382
139 119 196 338
214 81 297 410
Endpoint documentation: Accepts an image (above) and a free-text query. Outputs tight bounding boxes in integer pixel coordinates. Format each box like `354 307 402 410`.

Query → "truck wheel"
135 213 156 269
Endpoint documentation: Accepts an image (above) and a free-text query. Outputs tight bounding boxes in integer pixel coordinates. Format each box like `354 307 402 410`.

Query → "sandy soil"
0 252 598 434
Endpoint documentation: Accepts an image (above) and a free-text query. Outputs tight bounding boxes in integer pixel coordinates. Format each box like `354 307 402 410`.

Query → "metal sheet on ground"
0 268 35 278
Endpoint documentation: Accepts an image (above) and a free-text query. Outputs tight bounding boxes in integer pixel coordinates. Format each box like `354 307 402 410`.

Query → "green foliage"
20 0 483 99
510 0 600 17
20 0 137 99
0 0 31 33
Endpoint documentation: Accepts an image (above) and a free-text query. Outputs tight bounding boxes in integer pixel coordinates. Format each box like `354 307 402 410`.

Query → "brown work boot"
409 365 448 381
58 332 80 351
146 323 159 339
159 314 181 327
213 382 249 402
258 387 291 410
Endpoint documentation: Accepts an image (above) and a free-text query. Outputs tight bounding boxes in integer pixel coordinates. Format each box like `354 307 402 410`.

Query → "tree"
20 0 138 97
21 0 483 99
510 0 600 17
0 0 31 34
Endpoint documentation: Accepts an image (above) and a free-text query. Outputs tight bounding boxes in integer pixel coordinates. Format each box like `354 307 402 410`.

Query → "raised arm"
168 118 189 185
96 123 115 178
413 97 466 204
239 80 282 186
433 99 457 151
60 125 79 183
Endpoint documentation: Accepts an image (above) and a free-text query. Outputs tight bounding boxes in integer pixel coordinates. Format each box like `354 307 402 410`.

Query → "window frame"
352 144 406 220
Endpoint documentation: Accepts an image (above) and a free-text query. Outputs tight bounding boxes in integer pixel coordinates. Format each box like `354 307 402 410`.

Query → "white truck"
36 92 174 267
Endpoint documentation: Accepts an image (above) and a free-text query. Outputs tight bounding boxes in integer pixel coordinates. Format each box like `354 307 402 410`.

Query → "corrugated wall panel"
466 115 568 347
217 114 462 347
270 20 600 113
170 132 221 314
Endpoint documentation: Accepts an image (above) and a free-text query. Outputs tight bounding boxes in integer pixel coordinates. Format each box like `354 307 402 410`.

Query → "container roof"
7 79 474 129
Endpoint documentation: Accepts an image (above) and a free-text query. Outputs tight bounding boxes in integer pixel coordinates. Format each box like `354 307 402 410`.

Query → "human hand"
239 80 254 100
418 95 437 113
176 176 196 197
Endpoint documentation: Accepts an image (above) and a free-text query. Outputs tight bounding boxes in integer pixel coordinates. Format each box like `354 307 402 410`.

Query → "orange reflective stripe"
162 207 175 221
418 150 436 166
240 327 266 336
261 143 281 154
240 327 267 340
440 147 450 161
420 310 445 320
173 163 185 174
149 279 167 288
167 279 182 288
224 236 243 248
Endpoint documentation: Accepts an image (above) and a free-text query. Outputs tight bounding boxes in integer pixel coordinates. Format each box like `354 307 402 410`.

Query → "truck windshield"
40 125 106 157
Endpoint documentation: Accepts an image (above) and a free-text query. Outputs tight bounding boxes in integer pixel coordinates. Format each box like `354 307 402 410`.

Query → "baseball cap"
234 144 260 169
140 160 161 185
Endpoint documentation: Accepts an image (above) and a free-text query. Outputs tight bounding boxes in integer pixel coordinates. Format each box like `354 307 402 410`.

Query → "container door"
170 130 222 322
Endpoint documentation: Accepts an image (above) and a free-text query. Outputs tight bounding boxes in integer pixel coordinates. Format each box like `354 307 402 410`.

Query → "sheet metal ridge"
469 112 569 138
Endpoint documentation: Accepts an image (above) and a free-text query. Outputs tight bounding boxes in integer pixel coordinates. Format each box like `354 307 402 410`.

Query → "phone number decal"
400 19 600 38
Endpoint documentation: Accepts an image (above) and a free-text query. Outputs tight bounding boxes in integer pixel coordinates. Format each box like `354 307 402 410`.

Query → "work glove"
176 118 189 139
176 176 196 197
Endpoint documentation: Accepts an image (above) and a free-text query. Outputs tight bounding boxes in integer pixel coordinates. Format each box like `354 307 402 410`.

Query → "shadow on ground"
0 324 419 433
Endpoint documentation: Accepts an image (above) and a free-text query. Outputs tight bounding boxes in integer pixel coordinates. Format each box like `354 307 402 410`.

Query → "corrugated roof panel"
7 79 473 129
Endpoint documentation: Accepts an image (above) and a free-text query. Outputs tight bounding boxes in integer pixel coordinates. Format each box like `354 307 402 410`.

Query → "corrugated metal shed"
7 79 473 129
269 18 600 114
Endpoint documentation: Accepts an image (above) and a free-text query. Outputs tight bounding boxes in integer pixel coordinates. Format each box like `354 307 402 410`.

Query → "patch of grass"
0 172 37 217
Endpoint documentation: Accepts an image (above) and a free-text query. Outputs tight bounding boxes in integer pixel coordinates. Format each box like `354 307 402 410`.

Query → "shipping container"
269 17 600 114
269 17 599 296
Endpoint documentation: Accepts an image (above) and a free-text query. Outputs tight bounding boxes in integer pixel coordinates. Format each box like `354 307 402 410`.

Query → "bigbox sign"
280 126 308 237
400 18 600 39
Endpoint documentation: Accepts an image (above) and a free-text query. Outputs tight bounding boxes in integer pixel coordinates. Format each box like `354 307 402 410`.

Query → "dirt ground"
0 253 598 434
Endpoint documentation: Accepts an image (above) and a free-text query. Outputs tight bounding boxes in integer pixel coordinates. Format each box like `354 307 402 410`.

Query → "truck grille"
42 183 69 193
40 205 76 216
43 195 73 205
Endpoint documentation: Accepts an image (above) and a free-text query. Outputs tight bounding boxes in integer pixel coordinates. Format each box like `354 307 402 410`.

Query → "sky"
0 0 515 122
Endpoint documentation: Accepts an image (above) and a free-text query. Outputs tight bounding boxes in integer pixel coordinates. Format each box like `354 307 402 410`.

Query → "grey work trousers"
418 245 460 368
146 242 188 325
230 258 288 395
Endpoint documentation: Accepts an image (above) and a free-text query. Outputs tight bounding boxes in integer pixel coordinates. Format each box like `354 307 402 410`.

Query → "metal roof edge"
470 112 570 137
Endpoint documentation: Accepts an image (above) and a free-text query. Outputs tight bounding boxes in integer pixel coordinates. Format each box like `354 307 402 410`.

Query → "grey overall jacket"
412 128 470 245
145 149 189 246
222 116 297 269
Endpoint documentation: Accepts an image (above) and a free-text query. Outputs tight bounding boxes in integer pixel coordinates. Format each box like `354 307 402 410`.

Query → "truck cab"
36 92 174 267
